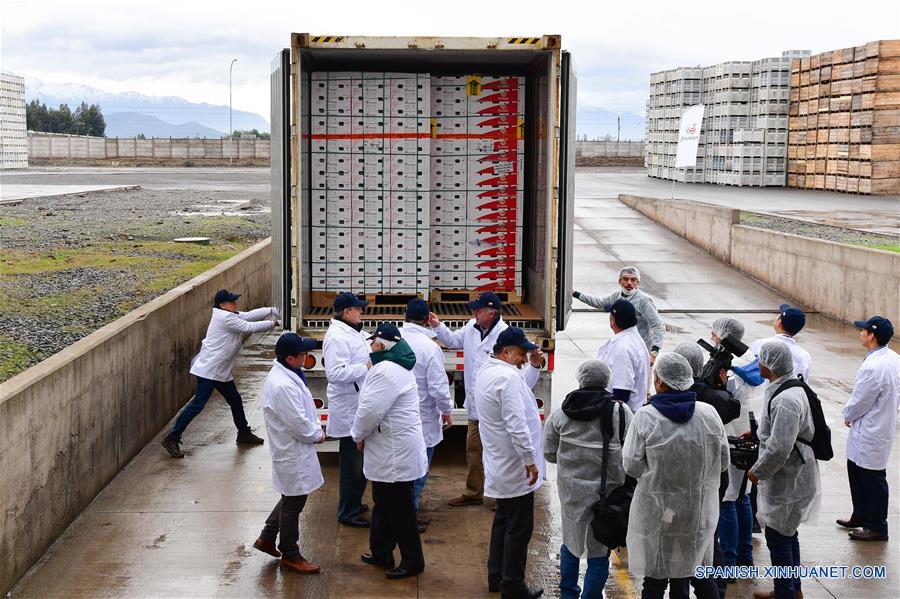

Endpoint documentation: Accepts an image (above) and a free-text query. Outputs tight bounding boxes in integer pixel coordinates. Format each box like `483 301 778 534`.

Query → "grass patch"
854 243 900 253
0 335 37 381
0 216 28 227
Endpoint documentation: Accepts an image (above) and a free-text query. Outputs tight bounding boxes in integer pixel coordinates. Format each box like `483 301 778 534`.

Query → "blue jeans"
169 377 249 440
764 527 801 598
559 543 609 599
413 446 436 512
337 436 368 522
720 494 754 566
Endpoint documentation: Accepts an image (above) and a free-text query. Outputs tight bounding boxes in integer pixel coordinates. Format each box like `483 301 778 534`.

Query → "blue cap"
778 304 806 335
275 332 317 358
406 298 430 321
466 291 501 311
496 326 539 351
333 291 369 312
854 316 894 345
214 289 240 306
610 299 637 329
368 322 402 343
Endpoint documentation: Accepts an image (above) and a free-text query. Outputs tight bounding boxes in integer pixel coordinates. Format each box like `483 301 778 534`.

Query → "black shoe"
361 553 395 569
385 567 420 580
339 517 370 528
836 517 864 529
236 430 265 445
849 529 889 541
161 436 184 458
501 586 543 599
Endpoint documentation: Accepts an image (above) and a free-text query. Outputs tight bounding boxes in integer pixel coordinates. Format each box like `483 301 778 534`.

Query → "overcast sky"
3 0 898 122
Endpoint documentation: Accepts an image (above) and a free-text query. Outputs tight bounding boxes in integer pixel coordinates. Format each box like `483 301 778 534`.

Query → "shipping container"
270 34 576 430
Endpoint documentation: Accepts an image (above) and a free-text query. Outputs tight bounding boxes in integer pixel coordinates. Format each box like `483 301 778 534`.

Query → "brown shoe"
447 495 483 507
849 529 888 541
252 538 280 558
836 517 864 529
753 592 803 599
416 514 432 525
280 556 321 574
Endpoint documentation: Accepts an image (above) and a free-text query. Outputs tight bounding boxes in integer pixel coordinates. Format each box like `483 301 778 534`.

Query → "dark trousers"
764 527 801 598
642 576 719 599
259 495 308 560
488 492 535 596
170 377 249 440
847 459 889 534
370 480 425 573
337 436 368 521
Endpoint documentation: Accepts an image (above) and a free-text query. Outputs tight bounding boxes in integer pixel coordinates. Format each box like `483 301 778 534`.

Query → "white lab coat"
189 307 276 382
323 318 371 438
434 316 541 420
351 359 427 483
261 360 325 497
596 327 650 412
576 288 666 350
623 401 729 579
752 375 821 537
475 358 545 499
842 346 900 471
402 323 453 448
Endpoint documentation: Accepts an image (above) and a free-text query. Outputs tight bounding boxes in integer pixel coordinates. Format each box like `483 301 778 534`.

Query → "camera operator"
747 341 821 599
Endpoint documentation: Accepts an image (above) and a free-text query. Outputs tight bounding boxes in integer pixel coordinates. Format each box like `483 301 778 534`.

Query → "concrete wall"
27 132 271 160
0 239 272 595
619 193 738 262
618 194 900 326
576 140 644 158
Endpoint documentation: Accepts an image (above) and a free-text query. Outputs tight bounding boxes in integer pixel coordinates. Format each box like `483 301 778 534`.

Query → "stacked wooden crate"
787 40 900 194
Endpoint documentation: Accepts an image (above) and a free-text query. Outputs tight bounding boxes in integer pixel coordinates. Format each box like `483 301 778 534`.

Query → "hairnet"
654 352 695 391
575 359 611 389
673 341 705 377
619 266 641 280
758 340 794 377
712 316 745 342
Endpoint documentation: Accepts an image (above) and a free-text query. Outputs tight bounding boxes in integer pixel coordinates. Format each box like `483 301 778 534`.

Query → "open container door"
555 50 576 332
270 49 292 326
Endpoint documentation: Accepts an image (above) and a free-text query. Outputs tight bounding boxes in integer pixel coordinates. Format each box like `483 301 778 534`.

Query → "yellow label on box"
466 76 482 96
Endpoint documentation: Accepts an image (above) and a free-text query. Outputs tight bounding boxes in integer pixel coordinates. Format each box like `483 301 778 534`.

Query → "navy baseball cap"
214 289 240 306
854 316 894 345
467 291 502 311
778 304 807 335
610 299 638 329
406 298 430 321
496 327 539 351
368 322 402 343
333 291 369 312
275 332 317 358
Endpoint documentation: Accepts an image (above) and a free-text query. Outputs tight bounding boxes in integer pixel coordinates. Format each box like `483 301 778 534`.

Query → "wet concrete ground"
10 169 899 597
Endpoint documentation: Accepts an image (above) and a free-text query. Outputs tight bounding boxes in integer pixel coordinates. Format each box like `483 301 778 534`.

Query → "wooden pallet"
309 290 424 308
429 288 523 304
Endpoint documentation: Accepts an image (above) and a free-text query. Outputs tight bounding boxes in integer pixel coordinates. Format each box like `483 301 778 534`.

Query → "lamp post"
229 58 238 137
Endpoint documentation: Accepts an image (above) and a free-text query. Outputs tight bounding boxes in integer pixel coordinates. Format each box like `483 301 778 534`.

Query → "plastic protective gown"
543 396 632 558
622 401 729 579
751 374 821 537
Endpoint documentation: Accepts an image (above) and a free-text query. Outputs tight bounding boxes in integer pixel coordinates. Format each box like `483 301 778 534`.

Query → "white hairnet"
575 359 611 389
712 316 745 341
619 266 641 280
654 352 695 391
759 340 794 377
673 341 705 378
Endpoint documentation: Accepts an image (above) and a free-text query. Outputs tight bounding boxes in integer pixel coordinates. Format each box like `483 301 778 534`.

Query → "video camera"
696 336 749 389
727 412 758 471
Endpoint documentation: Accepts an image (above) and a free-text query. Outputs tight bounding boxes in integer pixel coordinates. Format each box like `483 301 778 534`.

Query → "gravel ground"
0 184 271 381
740 211 900 249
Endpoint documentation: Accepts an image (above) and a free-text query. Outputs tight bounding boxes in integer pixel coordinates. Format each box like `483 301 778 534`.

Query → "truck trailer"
270 33 576 428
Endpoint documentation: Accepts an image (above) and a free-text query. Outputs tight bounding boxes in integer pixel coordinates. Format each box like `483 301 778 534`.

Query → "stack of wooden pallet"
787 40 900 194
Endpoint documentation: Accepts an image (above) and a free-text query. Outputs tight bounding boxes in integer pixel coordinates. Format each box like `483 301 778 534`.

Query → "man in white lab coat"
838 316 899 542
732 304 812 389
596 300 650 412
403 299 453 527
352 323 427 580
162 289 279 458
252 333 325 575
428 292 544 507
477 326 545 599
323 291 372 528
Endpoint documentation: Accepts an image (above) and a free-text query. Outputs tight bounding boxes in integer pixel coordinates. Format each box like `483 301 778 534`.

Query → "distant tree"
227 129 270 140
27 101 105 136
26 100 50 131
136 133 146 140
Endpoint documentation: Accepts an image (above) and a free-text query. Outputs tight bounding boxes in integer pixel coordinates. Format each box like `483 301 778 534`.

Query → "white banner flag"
675 104 705 168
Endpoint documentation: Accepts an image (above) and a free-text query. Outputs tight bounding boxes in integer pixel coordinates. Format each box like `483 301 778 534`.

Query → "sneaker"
236 430 265 445
161 436 184 458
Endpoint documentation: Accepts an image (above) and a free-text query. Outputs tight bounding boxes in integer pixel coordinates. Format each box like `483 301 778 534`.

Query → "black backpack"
590 400 636 549
769 375 833 461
